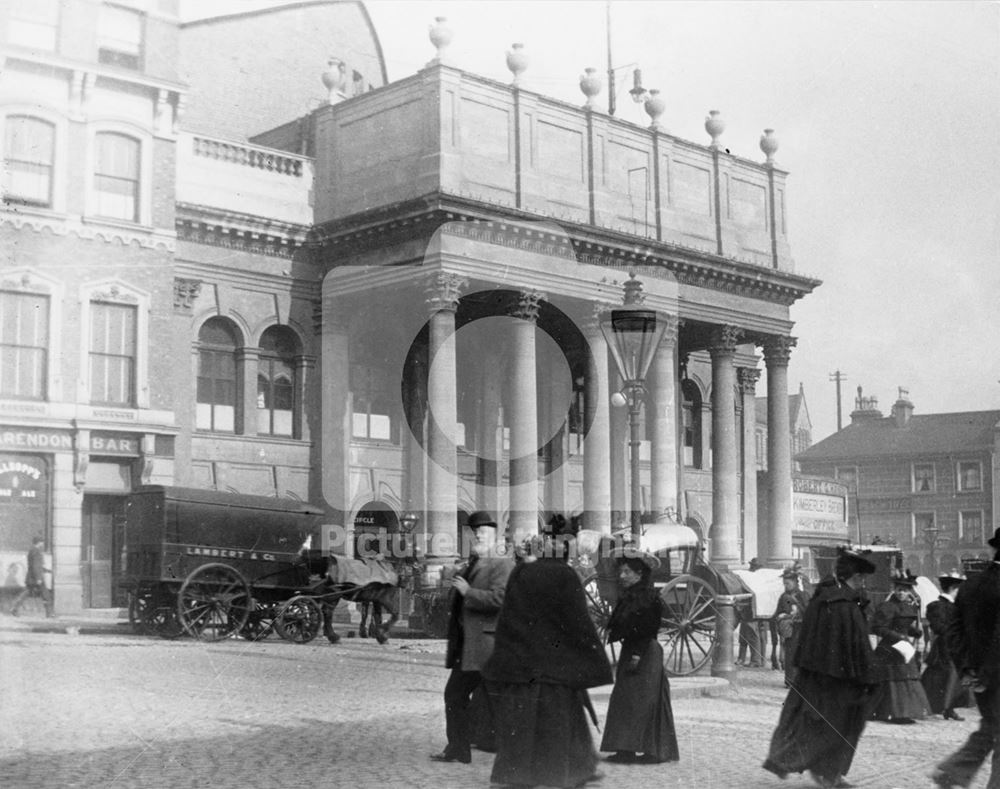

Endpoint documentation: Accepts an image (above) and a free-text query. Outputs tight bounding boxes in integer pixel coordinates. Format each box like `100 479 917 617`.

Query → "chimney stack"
850 386 883 424
891 387 914 427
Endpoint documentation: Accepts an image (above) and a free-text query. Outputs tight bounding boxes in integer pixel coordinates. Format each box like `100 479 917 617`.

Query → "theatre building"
1 0 819 613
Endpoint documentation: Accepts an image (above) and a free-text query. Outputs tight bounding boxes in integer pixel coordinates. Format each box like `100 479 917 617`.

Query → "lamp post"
923 524 948 576
600 274 667 539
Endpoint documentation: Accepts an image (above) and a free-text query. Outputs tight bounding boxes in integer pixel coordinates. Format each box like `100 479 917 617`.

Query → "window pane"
960 463 981 491
213 405 234 432
94 133 139 221
0 292 48 399
369 414 391 441
9 0 58 51
272 409 293 436
98 6 141 56
4 117 54 206
89 303 135 405
352 413 368 437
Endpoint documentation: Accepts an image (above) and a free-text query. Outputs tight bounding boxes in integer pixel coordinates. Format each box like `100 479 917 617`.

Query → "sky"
182 1 1000 442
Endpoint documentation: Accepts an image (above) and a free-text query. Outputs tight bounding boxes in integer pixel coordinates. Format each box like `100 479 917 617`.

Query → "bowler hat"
938 570 966 589
835 547 876 576
988 528 1000 549
781 568 800 581
466 511 497 530
748 557 762 571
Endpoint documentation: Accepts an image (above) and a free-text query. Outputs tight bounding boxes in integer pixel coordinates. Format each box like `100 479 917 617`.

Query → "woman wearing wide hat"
869 569 930 724
763 547 877 789
921 571 971 720
600 546 680 764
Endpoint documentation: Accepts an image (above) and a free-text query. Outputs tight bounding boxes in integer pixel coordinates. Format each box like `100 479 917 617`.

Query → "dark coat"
25 545 46 588
947 562 1000 684
606 583 662 663
482 558 612 689
445 555 514 672
925 597 957 667
793 576 873 683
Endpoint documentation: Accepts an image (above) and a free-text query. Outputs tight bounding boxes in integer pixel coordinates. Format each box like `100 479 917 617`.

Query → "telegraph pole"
829 370 846 431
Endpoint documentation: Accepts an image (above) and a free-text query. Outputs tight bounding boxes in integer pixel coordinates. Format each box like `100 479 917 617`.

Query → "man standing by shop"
10 535 54 618
932 529 1000 788
430 511 513 765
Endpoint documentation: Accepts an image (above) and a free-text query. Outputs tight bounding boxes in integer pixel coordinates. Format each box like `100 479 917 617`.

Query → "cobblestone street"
0 619 990 788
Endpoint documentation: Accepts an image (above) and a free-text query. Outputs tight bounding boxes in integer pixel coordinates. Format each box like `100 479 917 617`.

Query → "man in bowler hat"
933 528 1000 788
430 511 513 764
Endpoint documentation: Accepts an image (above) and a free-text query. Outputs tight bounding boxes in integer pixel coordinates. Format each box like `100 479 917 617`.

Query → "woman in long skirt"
483 522 612 788
600 550 679 764
869 571 930 724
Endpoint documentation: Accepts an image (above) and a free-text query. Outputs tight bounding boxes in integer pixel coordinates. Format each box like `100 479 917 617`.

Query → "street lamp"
600 275 667 539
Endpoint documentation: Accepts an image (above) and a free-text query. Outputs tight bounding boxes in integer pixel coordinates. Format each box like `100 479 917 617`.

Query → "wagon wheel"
581 572 614 644
152 605 185 640
177 563 252 641
274 595 322 644
658 574 717 676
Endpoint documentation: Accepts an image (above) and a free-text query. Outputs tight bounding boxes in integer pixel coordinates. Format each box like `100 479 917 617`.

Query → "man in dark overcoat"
933 531 1000 788
922 571 969 720
429 511 513 765
10 535 53 618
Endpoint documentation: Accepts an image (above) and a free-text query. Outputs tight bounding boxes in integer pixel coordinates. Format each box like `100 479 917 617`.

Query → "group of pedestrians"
764 532 1000 789
429 510 679 788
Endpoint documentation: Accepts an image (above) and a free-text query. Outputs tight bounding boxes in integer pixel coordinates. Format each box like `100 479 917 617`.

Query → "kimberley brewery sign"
791 476 849 541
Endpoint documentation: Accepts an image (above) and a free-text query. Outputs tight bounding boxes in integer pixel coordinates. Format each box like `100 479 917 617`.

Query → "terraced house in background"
0 0 821 615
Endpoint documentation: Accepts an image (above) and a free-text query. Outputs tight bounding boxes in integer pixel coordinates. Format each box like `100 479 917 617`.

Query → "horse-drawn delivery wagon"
119 486 405 643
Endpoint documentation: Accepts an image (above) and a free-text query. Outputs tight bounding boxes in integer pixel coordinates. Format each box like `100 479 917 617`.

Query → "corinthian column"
507 290 544 539
763 335 797 566
709 325 742 567
424 273 464 566
584 303 613 534
650 315 679 518
738 367 761 564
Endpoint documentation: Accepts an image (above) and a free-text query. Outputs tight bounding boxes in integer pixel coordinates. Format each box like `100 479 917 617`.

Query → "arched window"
4 116 55 207
681 379 703 469
197 318 238 432
257 326 298 437
94 132 140 221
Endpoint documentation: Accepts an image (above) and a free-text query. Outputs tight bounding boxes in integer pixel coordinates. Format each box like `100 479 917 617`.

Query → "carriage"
577 517 748 677
118 486 402 643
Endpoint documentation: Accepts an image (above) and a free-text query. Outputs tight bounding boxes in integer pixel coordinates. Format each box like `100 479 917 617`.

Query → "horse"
313 555 403 645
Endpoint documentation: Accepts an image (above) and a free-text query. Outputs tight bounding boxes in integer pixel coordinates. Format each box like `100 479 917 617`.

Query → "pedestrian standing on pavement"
737 557 766 667
763 547 877 789
429 511 513 765
921 571 970 721
600 547 679 765
482 515 612 788
773 567 810 688
10 535 54 618
932 530 1000 789
869 569 930 724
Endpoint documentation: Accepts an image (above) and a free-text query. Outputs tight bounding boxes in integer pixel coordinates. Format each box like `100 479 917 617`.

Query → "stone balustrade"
191 136 305 177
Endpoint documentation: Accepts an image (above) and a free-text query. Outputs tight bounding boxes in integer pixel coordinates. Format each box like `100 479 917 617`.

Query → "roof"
755 389 811 430
797 410 1000 462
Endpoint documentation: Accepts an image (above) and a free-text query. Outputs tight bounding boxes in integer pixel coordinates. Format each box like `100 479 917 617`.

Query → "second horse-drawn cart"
119 486 404 643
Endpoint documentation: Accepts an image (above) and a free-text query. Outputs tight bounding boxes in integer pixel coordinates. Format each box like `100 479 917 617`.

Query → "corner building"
1 1 818 612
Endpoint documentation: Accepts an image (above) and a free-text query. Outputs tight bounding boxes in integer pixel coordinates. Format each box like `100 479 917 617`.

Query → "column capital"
585 300 616 335
708 324 743 356
737 367 761 394
762 335 797 366
658 313 680 347
425 272 466 313
508 289 545 322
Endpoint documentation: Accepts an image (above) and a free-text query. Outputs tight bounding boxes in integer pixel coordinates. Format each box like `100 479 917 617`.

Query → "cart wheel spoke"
275 596 322 644
658 574 717 677
177 563 251 641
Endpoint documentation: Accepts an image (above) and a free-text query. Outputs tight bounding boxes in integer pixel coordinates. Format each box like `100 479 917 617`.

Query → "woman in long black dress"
600 550 680 764
763 547 877 789
869 570 930 724
483 523 612 788
921 571 970 720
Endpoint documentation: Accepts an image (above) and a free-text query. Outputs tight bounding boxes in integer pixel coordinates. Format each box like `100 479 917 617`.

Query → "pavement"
1 610 993 789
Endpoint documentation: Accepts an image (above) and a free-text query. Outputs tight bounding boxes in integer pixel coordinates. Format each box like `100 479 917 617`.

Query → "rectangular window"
4 116 55 208
89 302 136 406
9 0 59 51
0 291 48 400
351 365 394 442
97 4 142 69
958 461 983 492
835 466 858 492
913 462 935 493
960 510 984 545
256 361 294 437
94 133 140 222
912 511 935 543
196 350 236 432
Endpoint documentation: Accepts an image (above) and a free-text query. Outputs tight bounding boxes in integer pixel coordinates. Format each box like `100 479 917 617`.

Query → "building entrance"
81 495 127 608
